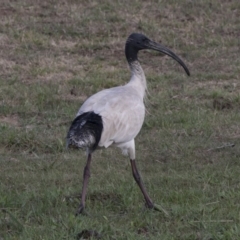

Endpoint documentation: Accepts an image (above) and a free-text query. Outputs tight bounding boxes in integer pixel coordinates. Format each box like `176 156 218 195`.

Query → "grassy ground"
1 0 240 239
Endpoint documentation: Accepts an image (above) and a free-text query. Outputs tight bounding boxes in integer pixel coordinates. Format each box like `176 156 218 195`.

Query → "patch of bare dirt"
36 72 73 83
76 229 101 239
0 58 16 72
0 115 19 127
189 80 238 91
137 226 150 236
89 192 122 204
59 94 87 102
213 97 233 110
0 7 16 16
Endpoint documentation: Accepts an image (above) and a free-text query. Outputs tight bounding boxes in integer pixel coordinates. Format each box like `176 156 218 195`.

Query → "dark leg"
76 153 92 215
130 159 154 209
130 159 169 215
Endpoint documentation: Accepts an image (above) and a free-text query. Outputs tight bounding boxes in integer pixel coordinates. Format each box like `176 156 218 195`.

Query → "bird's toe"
75 204 86 216
153 203 170 217
144 202 169 217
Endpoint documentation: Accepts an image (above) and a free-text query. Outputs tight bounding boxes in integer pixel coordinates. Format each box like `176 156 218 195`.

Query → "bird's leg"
130 159 169 216
130 159 154 209
76 153 92 215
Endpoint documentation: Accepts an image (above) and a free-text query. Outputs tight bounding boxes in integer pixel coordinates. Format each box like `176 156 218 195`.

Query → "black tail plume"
66 112 103 152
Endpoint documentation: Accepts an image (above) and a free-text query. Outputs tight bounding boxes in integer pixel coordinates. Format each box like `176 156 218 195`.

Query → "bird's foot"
75 204 89 216
145 202 169 217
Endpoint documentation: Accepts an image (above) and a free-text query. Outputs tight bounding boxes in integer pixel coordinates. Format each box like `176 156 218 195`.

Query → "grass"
0 0 240 239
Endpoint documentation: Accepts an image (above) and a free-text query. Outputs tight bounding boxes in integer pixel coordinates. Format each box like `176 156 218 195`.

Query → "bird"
66 33 190 215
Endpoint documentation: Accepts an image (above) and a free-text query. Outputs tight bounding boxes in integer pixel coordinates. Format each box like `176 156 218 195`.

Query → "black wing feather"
66 112 103 152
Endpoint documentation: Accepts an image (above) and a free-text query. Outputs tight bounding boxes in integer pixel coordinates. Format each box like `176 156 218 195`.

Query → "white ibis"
67 33 190 215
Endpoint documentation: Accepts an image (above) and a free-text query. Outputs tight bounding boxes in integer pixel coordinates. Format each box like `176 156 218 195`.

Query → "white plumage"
77 79 145 158
66 33 190 215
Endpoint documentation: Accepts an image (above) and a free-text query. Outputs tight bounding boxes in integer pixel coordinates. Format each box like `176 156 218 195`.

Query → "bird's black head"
126 33 151 51
125 33 190 76
125 33 151 62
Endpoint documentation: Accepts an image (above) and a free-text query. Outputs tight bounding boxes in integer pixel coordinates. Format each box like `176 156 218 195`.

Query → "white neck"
127 61 147 99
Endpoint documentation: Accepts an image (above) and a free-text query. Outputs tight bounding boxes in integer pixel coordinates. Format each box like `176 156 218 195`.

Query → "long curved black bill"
148 41 190 76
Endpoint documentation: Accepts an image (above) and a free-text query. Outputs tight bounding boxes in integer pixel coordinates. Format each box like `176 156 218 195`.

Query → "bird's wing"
77 86 145 148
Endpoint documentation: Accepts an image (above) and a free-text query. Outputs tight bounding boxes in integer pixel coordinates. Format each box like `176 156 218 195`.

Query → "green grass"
1 0 240 239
